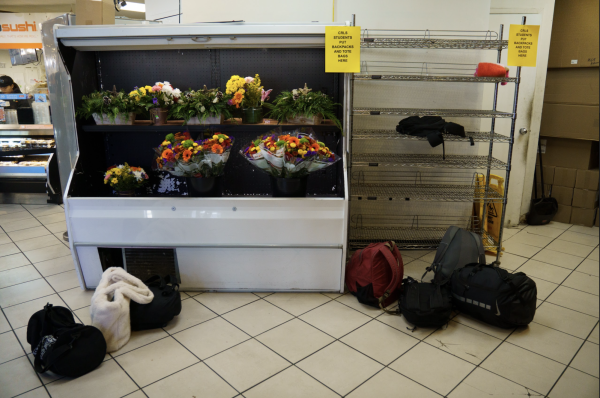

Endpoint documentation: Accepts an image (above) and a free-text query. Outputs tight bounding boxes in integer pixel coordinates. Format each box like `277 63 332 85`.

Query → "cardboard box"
548 0 599 68
570 207 597 227
533 183 552 198
572 188 599 208
552 185 574 206
575 169 600 190
541 137 599 170
76 0 115 25
544 68 599 106
554 167 578 187
540 104 599 141
554 204 572 224
542 165 555 185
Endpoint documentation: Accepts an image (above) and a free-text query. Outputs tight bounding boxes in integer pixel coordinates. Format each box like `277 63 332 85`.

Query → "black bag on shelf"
450 263 537 328
527 138 558 225
27 303 106 378
396 116 466 159
130 275 182 331
399 277 452 328
424 226 486 285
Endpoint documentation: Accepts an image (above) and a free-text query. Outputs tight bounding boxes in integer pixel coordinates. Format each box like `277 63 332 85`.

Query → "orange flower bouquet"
240 127 339 178
155 131 234 177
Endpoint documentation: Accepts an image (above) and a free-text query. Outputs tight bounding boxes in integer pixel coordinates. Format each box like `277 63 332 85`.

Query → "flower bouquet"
225 74 272 124
154 131 234 196
129 81 181 125
169 86 234 125
104 163 149 196
264 84 342 130
77 89 140 125
240 127 340 197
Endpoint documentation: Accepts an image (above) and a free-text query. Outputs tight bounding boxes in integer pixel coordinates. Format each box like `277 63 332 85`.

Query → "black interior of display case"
66 48 345 198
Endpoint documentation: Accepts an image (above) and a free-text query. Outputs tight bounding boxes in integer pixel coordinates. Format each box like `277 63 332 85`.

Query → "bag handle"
145 275 180 296
374 242 402 315
33 327 84 374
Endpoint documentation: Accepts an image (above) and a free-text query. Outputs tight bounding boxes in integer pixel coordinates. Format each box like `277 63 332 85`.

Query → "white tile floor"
0 203 598 398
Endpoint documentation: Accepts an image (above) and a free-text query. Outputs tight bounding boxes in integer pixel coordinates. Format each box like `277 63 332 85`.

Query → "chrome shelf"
349 227 498 250
353 108 513 118
352 154 507 169
350 184 503 203
354 74 516 83
361 38 508 50
352 130 511 143
348 214 498 250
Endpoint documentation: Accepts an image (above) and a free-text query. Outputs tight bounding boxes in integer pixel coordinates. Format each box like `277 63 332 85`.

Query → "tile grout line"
110 357 151 398
1 207 76 397
0 305 54 398
254 294 445 397
511 229 589 313
545 319 600 397
445 228 596 397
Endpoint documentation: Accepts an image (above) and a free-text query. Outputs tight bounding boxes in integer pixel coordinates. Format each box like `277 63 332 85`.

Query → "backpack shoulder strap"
423 227 460 280
374 242 402 315
469 231 486 264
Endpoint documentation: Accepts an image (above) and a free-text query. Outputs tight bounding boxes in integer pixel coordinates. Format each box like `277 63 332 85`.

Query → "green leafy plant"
264 84 342 130
169 86 234 124
76 90 140 122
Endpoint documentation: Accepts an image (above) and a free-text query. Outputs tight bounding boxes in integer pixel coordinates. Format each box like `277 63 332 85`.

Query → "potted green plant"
77 89 139 125
225 74 272 124
130 82 181 125
169 86 233 125
265 84 342 130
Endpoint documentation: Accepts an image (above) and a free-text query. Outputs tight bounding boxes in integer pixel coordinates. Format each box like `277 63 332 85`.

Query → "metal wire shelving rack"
348 24 523 261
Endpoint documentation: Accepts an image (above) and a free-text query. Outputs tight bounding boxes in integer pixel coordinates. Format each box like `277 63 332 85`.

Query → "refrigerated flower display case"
43 20 351 292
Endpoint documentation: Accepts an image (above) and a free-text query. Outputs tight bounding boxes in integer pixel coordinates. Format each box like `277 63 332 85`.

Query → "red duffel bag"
345 241 404 311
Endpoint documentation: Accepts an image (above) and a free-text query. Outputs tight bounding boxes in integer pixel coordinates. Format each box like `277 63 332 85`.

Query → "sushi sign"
0 13 60 49
507 24 540 67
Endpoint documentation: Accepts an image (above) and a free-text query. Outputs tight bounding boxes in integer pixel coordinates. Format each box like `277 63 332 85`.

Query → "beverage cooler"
43 21 351 292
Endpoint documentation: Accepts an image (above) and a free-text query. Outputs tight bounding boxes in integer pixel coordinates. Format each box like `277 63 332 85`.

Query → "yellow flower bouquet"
225 74 272 124
104 163 149 194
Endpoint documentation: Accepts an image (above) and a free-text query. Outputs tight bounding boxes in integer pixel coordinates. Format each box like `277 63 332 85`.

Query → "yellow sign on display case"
325 26 361 73
507 24 540 67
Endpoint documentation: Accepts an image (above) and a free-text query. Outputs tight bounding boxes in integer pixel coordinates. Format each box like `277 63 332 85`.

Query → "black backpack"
425 226 486 285
130 275 182 331
450 263 537 328
27 304 106 378
399 277 452 328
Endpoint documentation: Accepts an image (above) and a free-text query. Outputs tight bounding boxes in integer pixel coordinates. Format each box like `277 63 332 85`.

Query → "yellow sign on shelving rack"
325 26 361 73
507 24 540 67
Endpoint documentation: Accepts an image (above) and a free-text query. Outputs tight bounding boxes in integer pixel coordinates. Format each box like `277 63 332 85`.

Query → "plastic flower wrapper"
154 131 234 178
240 127 340 178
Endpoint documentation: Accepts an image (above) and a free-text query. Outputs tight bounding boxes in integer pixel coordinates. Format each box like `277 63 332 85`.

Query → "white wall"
145 0 180 22
0 50 46 93
181 0 332 23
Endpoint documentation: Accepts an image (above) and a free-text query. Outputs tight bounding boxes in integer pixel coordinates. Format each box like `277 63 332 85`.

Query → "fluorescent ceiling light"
121 2 145 12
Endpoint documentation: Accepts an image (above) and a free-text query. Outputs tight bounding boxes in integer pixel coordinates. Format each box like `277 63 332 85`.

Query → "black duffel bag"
450 263 537 328
399 277 453 328
130 275 182 331
27 304 106 378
